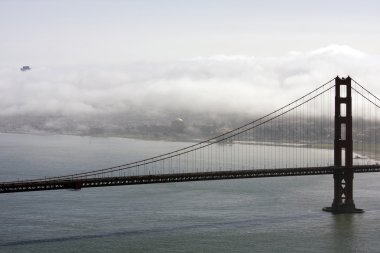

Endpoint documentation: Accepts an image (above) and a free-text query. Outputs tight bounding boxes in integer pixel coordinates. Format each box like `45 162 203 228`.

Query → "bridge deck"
1 165 380 194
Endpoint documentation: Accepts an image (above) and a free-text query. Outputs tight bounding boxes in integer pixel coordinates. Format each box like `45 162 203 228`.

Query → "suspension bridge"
1 76 380 214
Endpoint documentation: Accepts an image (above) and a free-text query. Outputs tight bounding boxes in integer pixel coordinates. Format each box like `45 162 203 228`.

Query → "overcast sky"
1 0 379 66
0 0 379 118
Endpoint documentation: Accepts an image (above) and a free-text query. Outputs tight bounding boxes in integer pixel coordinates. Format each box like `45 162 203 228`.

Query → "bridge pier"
323 76 363 214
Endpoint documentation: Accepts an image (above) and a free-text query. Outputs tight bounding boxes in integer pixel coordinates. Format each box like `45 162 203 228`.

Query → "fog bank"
0 45 379 137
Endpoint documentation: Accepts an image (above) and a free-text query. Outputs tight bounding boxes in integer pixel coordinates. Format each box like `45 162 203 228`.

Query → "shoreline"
2 130 379 162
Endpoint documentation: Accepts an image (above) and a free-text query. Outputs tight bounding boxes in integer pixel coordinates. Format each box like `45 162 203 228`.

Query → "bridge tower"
323 76 363 213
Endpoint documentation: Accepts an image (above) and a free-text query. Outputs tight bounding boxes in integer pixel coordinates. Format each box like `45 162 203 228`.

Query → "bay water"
1 133 380 252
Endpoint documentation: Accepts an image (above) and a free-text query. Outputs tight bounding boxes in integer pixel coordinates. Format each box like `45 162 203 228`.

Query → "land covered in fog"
0 112 255 141
1 112 379 147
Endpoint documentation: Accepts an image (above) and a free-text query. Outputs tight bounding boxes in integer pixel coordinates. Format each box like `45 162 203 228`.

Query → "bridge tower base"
322 206 363 214
323 76 363 214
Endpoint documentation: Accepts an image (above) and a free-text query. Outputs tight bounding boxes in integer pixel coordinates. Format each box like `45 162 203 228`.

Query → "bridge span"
2 165 380 194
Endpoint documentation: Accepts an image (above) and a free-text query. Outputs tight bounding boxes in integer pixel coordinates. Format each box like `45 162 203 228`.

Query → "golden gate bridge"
1 76 380 214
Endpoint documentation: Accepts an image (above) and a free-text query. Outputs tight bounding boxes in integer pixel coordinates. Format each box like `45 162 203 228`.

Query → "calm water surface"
1 133 380 253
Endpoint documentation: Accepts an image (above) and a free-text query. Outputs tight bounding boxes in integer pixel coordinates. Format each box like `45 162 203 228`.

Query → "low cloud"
0 45 379 118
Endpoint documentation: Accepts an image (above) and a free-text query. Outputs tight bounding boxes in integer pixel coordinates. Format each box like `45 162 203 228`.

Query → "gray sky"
1 0 380 66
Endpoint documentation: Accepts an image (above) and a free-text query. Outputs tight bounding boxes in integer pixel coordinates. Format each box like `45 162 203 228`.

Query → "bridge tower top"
334 76 352 167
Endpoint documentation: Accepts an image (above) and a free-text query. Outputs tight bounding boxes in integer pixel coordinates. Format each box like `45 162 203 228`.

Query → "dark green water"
1 133 380 253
